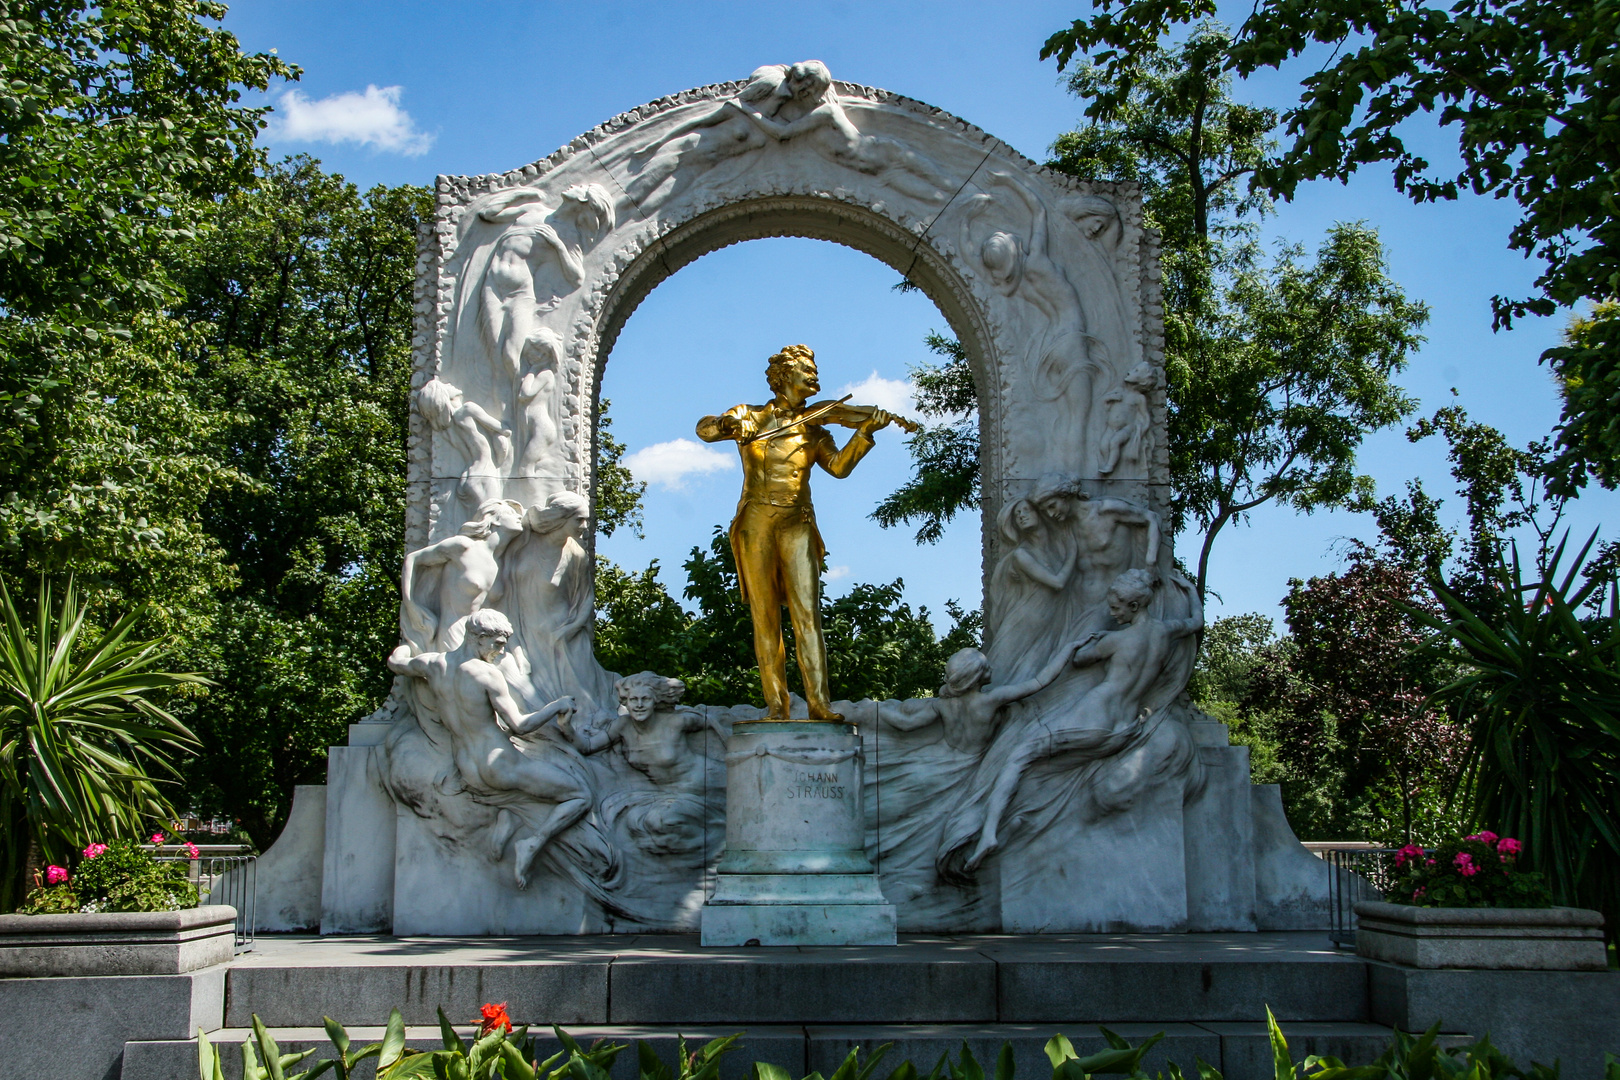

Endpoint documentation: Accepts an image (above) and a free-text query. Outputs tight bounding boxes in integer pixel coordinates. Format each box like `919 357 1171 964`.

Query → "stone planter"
0 904 236 976
1355 900 1607 970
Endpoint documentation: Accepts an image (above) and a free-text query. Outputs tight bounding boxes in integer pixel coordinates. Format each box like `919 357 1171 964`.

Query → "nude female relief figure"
417 377 512 508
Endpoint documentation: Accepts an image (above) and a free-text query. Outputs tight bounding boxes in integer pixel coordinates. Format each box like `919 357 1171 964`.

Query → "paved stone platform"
7 932 1610 1080
215 931 1367 1027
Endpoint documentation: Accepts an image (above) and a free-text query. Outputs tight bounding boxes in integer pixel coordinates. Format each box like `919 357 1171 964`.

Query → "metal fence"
1322 847 1399 948
155 854 257 950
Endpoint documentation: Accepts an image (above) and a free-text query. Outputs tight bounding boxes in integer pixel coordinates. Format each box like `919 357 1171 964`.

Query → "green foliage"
20 837 196 913
1041 0 1620 492
0 577 204 909
1056 25 1424 605
200 1015 1600 1080
0 0 292 622
1413 534 1620 942
164 158 432 849
871 332 981 545
595 526 982 708
1388 833 1553 909
596 399 646 539
1356 404 1566 606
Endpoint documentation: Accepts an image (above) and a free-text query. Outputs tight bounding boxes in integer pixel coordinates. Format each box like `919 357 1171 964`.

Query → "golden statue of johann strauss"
697 344 918 721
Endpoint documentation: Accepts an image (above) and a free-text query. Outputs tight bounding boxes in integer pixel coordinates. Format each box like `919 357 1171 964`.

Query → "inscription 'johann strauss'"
785 769 844 800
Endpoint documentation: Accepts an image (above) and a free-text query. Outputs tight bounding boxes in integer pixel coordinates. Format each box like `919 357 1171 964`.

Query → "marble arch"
407 70 1167 566
304 63 1332 938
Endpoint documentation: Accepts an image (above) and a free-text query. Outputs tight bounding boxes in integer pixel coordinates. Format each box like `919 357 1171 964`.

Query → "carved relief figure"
417 377 512 507
626 64 793 211
386 608 609 889
561 672 724 858
696 344 909 721
499 491 614 715
961 173 1100 473
1097 361 1161 477
474 183 615 388
400 498 525 653
516 327 563 477
986 497 1077 684
941 569 1203 874
731 61 951 202
880 646 1078 755
1030 474 1162 628
563 672 725 790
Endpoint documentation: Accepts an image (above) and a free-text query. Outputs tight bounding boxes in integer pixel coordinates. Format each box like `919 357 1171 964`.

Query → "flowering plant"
1387 831 1553 908
18 837 197 915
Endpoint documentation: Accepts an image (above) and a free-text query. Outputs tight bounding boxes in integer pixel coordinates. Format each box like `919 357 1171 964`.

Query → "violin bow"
744 394 853 444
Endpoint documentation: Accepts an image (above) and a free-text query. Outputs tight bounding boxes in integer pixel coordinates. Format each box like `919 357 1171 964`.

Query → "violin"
749 394 922 443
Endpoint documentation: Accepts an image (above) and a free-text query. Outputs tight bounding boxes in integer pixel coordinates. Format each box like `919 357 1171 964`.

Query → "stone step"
122 1021 1414 1080
222 933 1369 1029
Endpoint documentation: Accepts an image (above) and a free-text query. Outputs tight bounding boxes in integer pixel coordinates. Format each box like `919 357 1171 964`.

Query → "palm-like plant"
1411 534 1620 941
0 577 205 909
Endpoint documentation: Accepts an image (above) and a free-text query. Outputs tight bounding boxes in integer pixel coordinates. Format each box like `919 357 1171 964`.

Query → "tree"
0 578 204 909
166 159 430 847
1042 0 1620 491
595 525 983 708
1051 27 1427 600
0 1 292 621
881 30 1427 605
871 332 979 545
1263 550 1467 844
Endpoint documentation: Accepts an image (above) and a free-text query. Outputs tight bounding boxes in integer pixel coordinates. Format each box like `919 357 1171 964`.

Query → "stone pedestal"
701 721 896 945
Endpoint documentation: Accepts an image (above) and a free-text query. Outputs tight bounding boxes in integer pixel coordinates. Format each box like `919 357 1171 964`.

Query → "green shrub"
17 838 195 914
1387 832 1553 908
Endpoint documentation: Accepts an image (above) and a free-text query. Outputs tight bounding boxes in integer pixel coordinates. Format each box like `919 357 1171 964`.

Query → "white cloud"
825 565 852 581
836 371 922 421
624 438 736 491
272 85 435 156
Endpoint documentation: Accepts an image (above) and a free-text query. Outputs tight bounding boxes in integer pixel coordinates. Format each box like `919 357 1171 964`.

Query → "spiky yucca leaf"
1412 534 1620 941
0 576 205 908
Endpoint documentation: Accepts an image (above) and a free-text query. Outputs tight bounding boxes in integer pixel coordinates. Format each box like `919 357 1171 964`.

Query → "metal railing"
1322 846 1399 948
156 854 257 950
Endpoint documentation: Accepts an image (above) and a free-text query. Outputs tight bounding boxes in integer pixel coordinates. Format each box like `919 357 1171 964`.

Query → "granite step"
121 1021 1415 1080
220 933 1369 1029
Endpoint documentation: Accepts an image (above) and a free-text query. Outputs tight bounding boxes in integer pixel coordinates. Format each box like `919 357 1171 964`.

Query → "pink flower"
1497 837 1522 857
1467 831 1499 844
149 832 166 844
1395 843 1425 867
82 843 107 859
184 842 200 859
1425 857 1437 866
1454 852 1479 877
1412 886 1427 900
44 865 68 885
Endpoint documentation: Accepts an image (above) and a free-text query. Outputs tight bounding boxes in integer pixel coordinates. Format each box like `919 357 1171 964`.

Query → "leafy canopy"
1042 0 1620 491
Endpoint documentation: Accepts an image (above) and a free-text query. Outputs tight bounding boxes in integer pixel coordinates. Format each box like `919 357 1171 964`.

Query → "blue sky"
221 0 1616 628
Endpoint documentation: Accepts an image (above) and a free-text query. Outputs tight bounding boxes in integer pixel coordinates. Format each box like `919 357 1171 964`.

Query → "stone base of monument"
700 721 897 946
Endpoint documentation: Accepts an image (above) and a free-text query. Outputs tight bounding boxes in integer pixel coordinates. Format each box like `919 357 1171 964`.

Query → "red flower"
45 865 68 885
1454 852 1479 877
184 841 200 859
478 1002 512 1037
82 842 107 859
1467 831 1499 845
1497 837 1522 858
1395 843 1425 867
150 832 166 844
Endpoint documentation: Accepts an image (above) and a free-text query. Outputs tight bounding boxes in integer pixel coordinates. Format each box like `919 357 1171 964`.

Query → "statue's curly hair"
766 343 815 394
615 670 686 710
